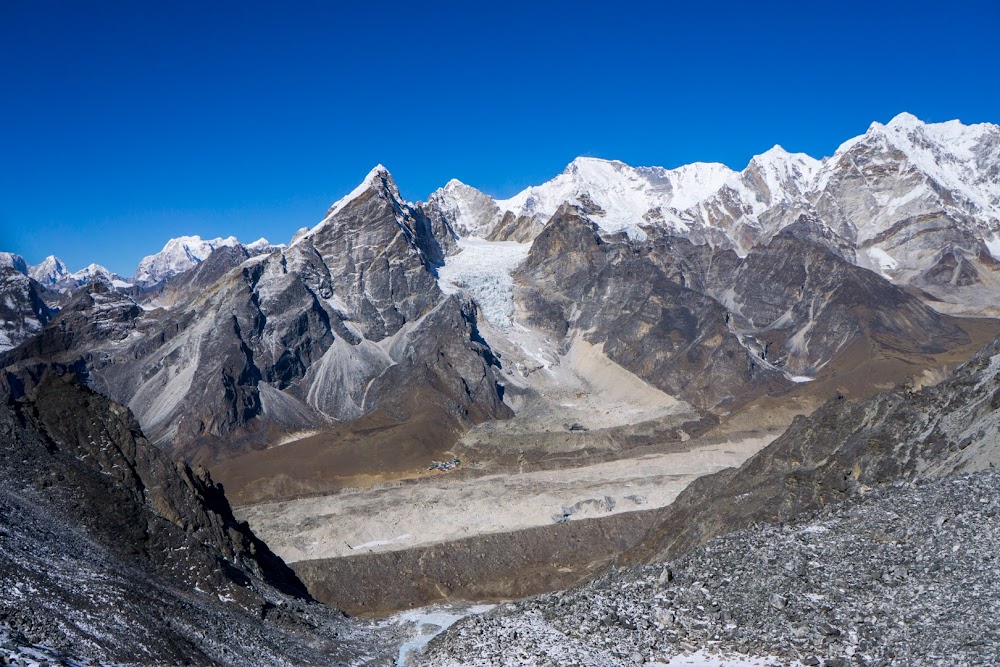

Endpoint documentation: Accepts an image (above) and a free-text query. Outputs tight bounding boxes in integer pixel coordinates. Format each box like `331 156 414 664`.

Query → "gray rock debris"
420 470 1000 666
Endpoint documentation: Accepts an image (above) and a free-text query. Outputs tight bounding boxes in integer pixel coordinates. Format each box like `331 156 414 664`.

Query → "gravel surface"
420 470 1000 666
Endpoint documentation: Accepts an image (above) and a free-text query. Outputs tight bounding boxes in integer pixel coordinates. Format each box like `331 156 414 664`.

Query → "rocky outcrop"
0 268 54 352
0 375 390 665
2 374 307 601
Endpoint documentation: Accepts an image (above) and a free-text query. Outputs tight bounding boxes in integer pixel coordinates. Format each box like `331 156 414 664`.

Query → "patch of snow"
349 533 412 551
389 604 496 667
985 234 1000 260
658 650 803 666
866 247 898 277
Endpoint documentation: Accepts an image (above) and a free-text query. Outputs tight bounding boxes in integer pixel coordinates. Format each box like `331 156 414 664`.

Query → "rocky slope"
421 470 1000 666
626 323 1000 566
0 373 392 665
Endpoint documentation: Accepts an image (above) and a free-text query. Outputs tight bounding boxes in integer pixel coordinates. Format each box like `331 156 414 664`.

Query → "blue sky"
2 0 998 276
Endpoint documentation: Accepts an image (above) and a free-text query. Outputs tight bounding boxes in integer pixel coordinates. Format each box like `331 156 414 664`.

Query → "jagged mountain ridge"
1 166 509 465
426 113 1000 311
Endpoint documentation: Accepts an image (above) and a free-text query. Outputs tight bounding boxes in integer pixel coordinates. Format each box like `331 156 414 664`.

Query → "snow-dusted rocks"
0 252 28 275
810 113 1000 291
0 269 54 351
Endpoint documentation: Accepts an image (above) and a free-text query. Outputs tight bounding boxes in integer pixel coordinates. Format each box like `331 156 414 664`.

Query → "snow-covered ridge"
426 113 1000 281
133 234 278 286
20 255 129 292
494 157 736 237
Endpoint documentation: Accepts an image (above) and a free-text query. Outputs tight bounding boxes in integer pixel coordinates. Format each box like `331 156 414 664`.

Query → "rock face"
510 204 969 411
514 206 789 410
0 374 385 665
424 178 499 238
700 220 970 377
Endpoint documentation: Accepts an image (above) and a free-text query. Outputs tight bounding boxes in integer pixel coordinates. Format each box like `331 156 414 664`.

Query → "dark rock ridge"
292 509 658 617
0 374 388 665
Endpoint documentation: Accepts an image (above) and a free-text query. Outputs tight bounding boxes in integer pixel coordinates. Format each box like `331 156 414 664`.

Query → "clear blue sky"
2 0 998 276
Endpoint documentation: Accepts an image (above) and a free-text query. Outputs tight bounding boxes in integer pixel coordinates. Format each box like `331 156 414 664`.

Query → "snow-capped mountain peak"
426 179 502 238
294 164 408 246
134 235 242 286
0 252 28 275
884 111 922 130
744 145 822 203
819 112 1000 227
29 256 70 287
245 237 280 254
323 164 396 220
68 263 131 288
